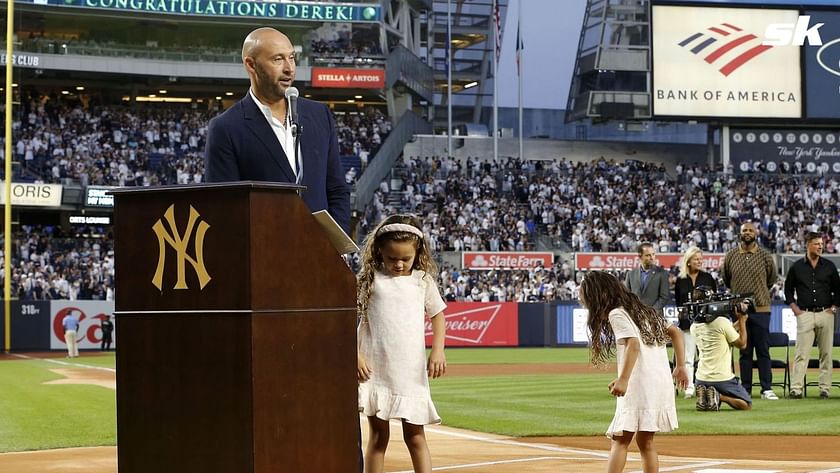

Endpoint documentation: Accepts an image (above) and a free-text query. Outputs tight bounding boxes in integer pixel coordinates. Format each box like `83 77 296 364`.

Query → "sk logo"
152 204 211 291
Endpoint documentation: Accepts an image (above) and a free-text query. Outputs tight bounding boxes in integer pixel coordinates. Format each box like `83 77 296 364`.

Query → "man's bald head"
242 27 290 62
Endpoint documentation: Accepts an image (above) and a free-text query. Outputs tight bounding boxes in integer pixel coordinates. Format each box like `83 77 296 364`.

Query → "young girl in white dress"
580 271 688 473
356 214 447 473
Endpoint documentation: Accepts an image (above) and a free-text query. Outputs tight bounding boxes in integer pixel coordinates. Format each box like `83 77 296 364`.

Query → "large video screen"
805 10 840 119
652 5 802 119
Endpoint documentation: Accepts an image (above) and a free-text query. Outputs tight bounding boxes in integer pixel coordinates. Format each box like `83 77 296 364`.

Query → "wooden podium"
112 182 359 472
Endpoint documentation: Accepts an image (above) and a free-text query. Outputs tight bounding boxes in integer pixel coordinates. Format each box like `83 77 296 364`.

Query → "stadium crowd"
336 109 391 181
6 97 840 302
9 94 385 187
2 226 114 301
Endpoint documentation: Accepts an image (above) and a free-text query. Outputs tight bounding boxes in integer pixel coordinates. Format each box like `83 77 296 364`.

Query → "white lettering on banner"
424 304 501 344
425 318 492 333
462 251 553 270
69 216 111 225
575 253 725 270
776 146 840 159
0 53 40 67
763 16 824 46
86 187 115 207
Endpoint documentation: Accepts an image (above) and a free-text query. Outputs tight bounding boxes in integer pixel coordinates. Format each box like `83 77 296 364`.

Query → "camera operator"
674 247 717 400
691 303 752 411
722 222 779 400
784 232 840 399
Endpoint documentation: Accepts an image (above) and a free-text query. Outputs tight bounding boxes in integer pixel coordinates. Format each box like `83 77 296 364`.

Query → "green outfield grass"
0 353 116 453
432 346 840 437
445 346 591 364
1 347 838 453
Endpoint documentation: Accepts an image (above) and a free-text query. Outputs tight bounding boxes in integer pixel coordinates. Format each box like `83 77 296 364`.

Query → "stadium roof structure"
423 0 509 132
1 0 432 110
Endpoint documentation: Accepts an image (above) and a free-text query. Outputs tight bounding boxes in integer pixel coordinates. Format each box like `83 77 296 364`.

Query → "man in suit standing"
625 242 670 316
204 27 358 469
204 27 350 232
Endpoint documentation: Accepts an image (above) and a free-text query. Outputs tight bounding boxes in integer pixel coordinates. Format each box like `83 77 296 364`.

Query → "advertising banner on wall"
424 302 518 347
311 67 385 88
729 128 840 174
652 5 802 118
12 301 51 350
574 253 724 271
0 182 63 207
85 186 116 208
50 301 116 350
804 11 840 119
462 252 554 270
12 0 382 23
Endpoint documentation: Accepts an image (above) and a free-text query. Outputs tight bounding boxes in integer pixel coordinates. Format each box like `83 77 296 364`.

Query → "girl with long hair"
581 271 688 473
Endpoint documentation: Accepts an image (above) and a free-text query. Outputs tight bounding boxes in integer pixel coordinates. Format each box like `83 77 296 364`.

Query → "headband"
377 223 424 239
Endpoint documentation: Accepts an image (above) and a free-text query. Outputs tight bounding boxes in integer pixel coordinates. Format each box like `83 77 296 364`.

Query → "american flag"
493 0 502 63
516 24 523 75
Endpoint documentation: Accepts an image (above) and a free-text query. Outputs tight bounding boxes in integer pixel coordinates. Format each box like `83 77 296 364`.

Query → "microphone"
285 86 299 127
284 86 303 182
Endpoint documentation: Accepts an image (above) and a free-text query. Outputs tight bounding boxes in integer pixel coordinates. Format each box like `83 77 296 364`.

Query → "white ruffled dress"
605 308 678 438
358 270 447 425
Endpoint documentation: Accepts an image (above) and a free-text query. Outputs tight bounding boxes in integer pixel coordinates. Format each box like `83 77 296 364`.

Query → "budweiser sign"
424 302 518 347
462 252 553 270
311 67 385 88
575 253 725 270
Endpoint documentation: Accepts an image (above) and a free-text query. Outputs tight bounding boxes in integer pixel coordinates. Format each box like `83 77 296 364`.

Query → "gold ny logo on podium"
152 204 211 290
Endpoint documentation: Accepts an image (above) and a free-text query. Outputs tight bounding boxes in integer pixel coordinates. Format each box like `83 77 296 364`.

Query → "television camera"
677 286 755 325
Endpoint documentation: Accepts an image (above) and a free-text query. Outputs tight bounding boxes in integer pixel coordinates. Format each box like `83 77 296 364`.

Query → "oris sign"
462 252 554 270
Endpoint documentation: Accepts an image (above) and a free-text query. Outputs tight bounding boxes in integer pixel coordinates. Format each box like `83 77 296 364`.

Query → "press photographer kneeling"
681 290 753 411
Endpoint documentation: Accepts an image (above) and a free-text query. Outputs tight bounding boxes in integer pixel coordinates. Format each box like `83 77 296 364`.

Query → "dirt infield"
2 429 838 472
2 358 839 472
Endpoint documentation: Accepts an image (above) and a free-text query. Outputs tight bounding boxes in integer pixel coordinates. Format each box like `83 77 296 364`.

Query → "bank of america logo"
678 23 773 76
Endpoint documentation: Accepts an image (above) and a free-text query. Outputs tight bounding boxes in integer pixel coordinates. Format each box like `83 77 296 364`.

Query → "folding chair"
803 333 840 397
752 332 790 397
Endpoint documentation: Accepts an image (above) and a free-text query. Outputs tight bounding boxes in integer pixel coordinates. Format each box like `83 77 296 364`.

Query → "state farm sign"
311 67 385 88
462 252 554 270
425 302 518 347
575 253 725 270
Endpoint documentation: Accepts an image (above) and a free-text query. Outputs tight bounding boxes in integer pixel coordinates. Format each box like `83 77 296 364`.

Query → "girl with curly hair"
356 214 446 473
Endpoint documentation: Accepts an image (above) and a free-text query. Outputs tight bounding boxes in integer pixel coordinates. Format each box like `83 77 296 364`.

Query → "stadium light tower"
566 0 651 123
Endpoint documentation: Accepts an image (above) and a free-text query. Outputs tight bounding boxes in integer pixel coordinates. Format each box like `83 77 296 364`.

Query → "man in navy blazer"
625 242 671 316
204 27 351 232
